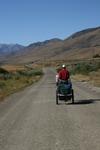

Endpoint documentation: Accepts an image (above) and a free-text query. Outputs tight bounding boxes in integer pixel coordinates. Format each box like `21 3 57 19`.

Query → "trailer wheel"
72 89 74 104
56 90 59 105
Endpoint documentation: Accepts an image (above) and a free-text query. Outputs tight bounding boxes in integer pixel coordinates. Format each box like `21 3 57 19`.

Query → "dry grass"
0 64 43 101
71 70 100 87
71 74 90 82
1 64 25 73
0 75 42 101
89 70 100 87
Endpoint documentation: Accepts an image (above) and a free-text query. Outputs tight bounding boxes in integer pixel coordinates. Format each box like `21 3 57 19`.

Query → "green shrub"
0 73 13 80
31 70 43 76
3 74 13 80
17 69 43 77
70 61 100 75
0 68 13 80
14 72 21 80
0 81 6 89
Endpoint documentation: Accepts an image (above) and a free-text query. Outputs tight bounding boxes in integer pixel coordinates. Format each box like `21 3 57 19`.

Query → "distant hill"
68 27 100 39
0 44 24 54
51 26 100 60
60 26 100 60
1 38 63 64
0 44 24 63
0 27 100 64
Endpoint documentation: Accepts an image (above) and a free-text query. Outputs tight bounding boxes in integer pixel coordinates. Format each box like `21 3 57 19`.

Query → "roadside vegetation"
70 61 100 87
0 65 43 101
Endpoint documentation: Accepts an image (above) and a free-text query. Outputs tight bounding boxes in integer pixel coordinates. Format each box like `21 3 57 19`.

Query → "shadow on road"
56 99 100 105
68 99 100 105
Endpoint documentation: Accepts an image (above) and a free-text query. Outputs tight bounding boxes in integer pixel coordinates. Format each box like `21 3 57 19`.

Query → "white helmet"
62 64 66 68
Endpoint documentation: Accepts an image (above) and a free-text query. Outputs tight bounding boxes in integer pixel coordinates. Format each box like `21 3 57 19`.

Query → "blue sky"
0 0 100 46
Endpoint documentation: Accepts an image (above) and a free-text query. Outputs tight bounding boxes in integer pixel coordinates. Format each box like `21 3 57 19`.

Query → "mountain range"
0 26 100 64
0 44 24 63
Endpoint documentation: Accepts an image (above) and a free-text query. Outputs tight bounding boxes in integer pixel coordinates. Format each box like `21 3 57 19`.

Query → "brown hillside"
4 39 63 64
52 27 100 60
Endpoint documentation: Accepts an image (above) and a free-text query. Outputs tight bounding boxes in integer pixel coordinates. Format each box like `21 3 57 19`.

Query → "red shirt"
59 69 69 80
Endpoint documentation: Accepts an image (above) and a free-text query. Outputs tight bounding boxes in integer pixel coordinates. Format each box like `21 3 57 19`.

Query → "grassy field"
0 64 43 101
69 61 100 87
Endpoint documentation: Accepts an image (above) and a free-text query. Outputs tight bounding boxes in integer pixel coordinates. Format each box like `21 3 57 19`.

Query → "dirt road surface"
0 68 100 150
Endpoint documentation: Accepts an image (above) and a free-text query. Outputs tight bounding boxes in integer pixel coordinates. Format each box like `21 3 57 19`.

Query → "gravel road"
0 67 100 150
